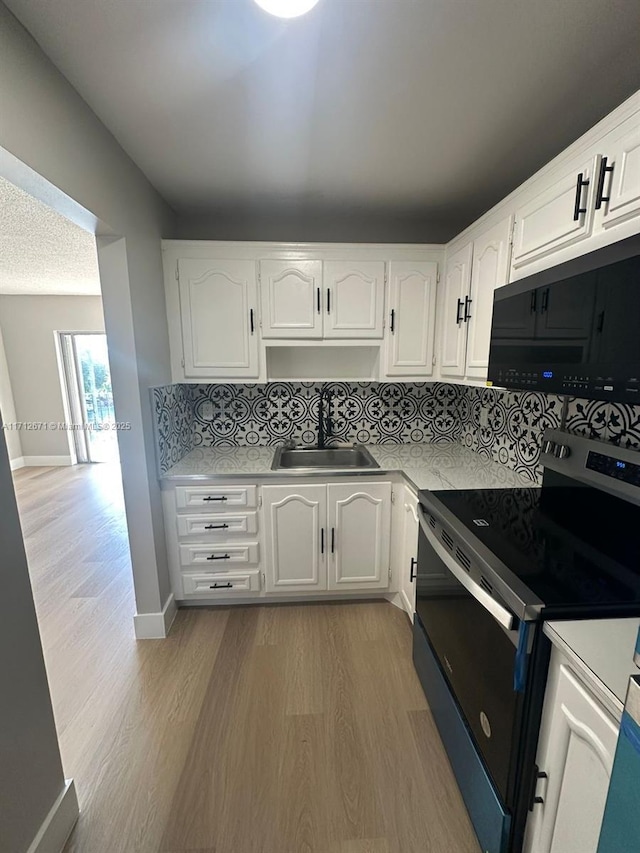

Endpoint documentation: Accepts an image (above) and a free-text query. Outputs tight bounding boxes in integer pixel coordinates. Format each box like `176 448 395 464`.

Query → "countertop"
544 618 640 719
160 442 536 493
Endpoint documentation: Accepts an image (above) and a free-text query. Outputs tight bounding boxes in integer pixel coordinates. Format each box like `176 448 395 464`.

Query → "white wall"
0 326 22 464
0 295 105 461
0 6 176 848
0 1 176 625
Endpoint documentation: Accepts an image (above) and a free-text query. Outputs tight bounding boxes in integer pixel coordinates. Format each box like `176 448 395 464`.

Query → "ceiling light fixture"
254 0 321 19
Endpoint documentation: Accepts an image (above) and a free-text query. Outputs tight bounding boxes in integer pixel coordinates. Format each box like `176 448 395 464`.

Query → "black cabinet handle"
529 767 548 810
321 527 325 554
541 288 550 314
250 308 255 334
390 309 395 333
530 289 538 314
595 156 614 210
209 582 233 589
331 528 335 554
410 557 417 582
327 288 331 313
596 310 605 333
456 298 464 324
573 172 590 221
464 295 473 322
204 523 229 530
206 553 231 561
203 496 227 502
317 287 321 314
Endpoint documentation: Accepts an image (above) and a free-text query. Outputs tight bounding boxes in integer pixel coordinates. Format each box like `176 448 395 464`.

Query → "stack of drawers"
174 484 261 597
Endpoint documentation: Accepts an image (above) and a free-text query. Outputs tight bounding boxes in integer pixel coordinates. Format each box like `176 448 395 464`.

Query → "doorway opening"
59 332 119 463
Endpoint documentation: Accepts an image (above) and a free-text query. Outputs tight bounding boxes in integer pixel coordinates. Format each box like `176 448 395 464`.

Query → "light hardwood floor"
13 463 480 853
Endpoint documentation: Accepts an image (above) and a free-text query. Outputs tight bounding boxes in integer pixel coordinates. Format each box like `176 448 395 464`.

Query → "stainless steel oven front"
414 506 536 853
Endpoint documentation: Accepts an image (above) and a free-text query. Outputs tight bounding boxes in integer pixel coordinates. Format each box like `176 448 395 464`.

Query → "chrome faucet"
317 385 334 449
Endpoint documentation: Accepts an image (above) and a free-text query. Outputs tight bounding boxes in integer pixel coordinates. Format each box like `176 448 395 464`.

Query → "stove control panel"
541 428 640 505
586 451 640 487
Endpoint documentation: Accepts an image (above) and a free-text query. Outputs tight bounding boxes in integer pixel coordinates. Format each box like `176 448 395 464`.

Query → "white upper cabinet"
327 483 391 591
323 261 385 339
507 99 640 280
259 259 323 339
440 242 473 378
384 261 438 377
178 258 259 379
511 154 599 275
465 216 513 379
524 649 619 853
262 484 327 593
597 120 640 232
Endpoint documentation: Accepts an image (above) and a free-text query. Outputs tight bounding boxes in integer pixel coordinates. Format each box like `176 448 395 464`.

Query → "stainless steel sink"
271 445 379 471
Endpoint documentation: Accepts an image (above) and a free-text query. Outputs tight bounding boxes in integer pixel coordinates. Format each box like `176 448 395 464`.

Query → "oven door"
415 504 524 805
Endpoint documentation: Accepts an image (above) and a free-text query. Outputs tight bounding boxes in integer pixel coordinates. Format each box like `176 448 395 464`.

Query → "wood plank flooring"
13 464 480 853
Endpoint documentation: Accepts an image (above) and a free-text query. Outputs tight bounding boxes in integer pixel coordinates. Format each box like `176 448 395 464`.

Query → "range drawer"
179 542 260 568
182 571 261 596
176 512 258 538
175 485 257 510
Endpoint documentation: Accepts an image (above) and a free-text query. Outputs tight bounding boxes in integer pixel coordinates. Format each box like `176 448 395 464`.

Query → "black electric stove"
429 473 640 618
412 429 640 853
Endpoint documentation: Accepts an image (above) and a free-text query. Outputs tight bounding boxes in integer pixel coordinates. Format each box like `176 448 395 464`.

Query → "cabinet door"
524 654 619 853
323 261 385 339
385 261 438 377
511 155 599 276
400 490 419 616
259 260 323 339
327 483 391 591
599 122 640 232
440 243 473 378
179 258 259 378
465 216 513 379
262 485 327 592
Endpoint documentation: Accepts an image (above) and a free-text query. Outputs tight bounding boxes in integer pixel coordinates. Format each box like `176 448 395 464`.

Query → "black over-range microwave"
487 234 640 403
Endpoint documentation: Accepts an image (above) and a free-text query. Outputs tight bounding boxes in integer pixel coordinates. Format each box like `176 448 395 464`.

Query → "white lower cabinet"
327 483 391 590
165 479 393 602
524 647 620 853
262 481 392 595
262 484 327 592
399 488 419 616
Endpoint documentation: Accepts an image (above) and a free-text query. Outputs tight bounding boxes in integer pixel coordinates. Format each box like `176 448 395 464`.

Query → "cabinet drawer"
175 485 257 510
182 571 261 596
176 512 258 538
179 542 259 568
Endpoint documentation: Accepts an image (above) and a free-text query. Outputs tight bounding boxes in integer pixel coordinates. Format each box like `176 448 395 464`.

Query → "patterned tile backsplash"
152 381 640 480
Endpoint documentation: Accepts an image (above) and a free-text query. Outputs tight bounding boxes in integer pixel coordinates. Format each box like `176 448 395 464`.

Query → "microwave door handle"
418 509 515 631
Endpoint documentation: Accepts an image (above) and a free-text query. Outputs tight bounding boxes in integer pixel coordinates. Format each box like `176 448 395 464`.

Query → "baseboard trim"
23 455 73 467
26 779 79 853
133 593 177 639
10 455 25 470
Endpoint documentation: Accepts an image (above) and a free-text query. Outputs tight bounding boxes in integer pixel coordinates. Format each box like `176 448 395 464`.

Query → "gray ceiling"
6 0 640 242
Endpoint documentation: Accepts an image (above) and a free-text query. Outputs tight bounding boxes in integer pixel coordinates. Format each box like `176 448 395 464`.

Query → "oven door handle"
418 508 515 631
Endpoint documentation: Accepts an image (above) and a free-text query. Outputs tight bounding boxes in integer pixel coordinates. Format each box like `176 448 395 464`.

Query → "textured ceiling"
0 177 101 295
5 0 640 241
